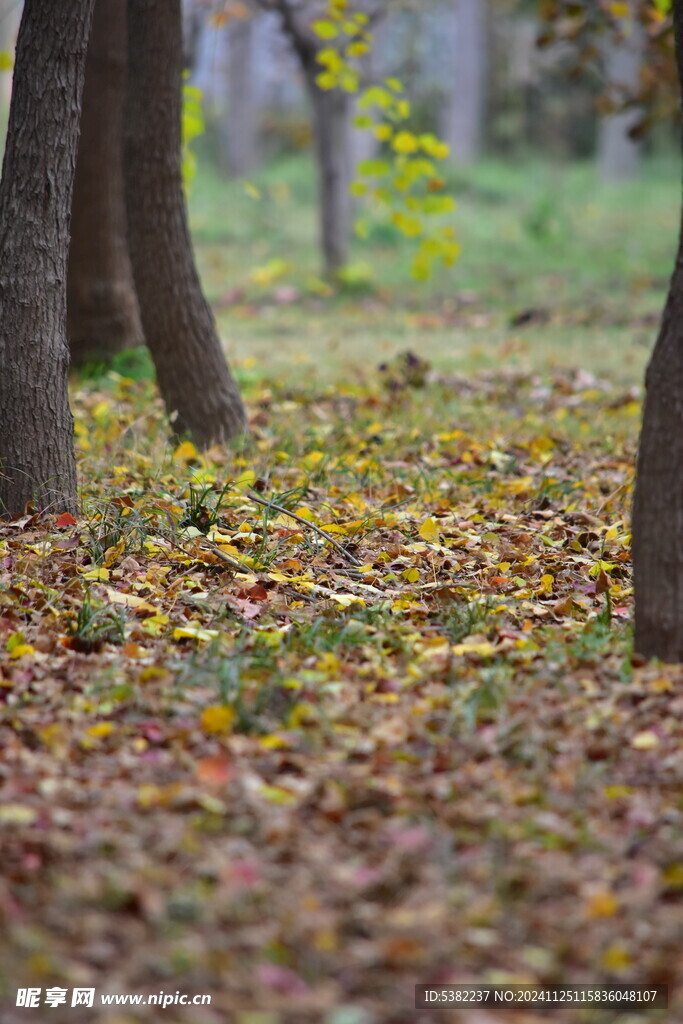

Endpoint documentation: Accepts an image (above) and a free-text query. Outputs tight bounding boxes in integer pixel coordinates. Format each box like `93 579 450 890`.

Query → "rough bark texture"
68 0 143 365
598 11 643 183
444 0 488 165
631 2 683 660
124 0 245 446
220 15 259 178
0 0 94 517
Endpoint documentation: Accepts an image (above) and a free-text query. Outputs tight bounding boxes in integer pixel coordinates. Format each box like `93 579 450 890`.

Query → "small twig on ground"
246 490 363 567
196 536 316 605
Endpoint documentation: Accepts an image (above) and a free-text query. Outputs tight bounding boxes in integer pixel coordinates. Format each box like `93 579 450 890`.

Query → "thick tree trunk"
0 0 94 518
220 15 259 178
304 68 353 276
631 4 683 661
443 0 488 165
598 12 643 183
68 0 142 365
124 0 245 446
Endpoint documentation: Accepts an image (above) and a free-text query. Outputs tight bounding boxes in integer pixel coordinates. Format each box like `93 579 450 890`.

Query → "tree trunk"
220 14 260 178
443 0 488 165
68 0 143 365
631 4 683 661
304 68 353 276
0 0 94 518
598 11 643 183
124 0 245 446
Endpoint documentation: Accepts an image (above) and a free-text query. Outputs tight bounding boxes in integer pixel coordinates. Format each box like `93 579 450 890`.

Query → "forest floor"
1 156 682 1022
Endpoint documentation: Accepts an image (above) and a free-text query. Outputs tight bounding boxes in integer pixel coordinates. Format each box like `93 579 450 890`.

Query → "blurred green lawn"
188 150 679 388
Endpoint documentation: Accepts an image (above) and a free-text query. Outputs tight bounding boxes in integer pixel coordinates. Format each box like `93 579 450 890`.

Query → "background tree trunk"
68 0 143 365
443 0 488 165
265 0 353 277
124 0 245 447
220 13 260 178
597 11 643 183
304 68 353 276
631 4 683 661
0 0 20 128
0 0 94 517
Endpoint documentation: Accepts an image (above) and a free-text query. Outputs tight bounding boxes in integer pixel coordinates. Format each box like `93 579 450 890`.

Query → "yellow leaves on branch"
314 1 457 279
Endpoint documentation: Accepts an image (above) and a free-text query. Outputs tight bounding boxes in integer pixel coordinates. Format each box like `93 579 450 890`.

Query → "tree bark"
68 0 143 365
220 14 260 178
124 0 245 446
0 0 94 518
598 10 643 183
631 3 683 661
443 0 488 165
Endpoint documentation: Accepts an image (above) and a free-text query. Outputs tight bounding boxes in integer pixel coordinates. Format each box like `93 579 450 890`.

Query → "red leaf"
195 755 233 787
55 512 77 528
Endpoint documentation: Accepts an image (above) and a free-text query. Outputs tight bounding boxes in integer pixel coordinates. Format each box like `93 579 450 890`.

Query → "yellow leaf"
173 622 220 642
452 641 495 658
317 652 341 673
250 258 288 285
302 450 325 470
0 51 14 71
402 568 420 583
0 804 37 826
392 130 418 155
316 70 338 90
81 567 110 581
103 538 126 567
418 516 440 543
600 943 631 970
258 734 291 750
312 19 338 38
234 469 256 490
329 593 365 607
604 785 634 799
538 573 554 594
173 440 199 464
631 730 659 750
258 783 297 805
662 863 683 889
9 644 34 660
86 722 115 739
103 587 157 614
200 705 235 734
141 613 169 636
586 890 619 919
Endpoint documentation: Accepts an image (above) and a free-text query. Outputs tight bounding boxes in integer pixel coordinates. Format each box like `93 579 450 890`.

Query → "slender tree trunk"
631 3 683 661
124 0 245 446
443 0 488 165
220 14 259 178
598 10 643 183
0 0 94 518
68 0 142 365
304 68 353 276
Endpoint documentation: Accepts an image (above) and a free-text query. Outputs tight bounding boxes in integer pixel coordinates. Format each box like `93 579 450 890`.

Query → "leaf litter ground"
0 357 681 1023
